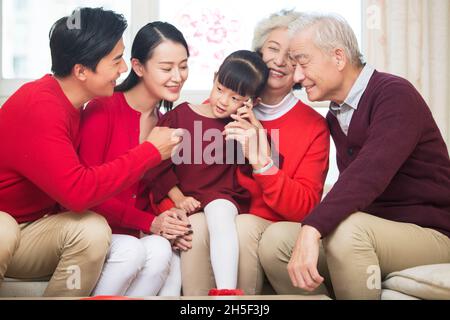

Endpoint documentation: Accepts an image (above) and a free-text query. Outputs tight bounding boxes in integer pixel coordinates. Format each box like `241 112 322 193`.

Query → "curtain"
362 0 450 147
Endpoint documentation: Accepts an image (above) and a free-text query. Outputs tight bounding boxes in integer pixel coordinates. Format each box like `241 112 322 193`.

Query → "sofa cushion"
0 278 49 297
381 289 419 300
382 264 450 300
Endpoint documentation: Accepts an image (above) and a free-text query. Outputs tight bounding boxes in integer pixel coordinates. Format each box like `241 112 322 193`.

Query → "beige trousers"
260 212 450 300
324 212 450 299
0 211 111 297
182 213 271 295
258 220 332 297
181 213 330 296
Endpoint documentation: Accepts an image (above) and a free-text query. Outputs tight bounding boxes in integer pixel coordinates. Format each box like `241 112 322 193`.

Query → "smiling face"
208 78 250 119
289 28 344 102
83 38 128 97
137 40 189 103
259 27 295 94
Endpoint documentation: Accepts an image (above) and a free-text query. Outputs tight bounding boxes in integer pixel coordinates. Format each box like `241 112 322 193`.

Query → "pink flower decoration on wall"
174 6 241 72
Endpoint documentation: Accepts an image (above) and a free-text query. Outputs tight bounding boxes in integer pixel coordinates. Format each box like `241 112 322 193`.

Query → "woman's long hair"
115 21 190 111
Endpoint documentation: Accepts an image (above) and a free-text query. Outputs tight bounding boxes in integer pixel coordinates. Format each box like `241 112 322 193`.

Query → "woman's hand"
172 233 193 252
150 208 191 240
224 119 259 164
175 196 201 215
224 99 259 162
171 208 193 252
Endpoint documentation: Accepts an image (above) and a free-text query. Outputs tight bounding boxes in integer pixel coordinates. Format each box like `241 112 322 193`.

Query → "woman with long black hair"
78 21 191 297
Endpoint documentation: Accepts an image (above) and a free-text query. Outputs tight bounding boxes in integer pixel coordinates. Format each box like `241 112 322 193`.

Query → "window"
2 0 361 88
159 0 362 91
1 0 131 79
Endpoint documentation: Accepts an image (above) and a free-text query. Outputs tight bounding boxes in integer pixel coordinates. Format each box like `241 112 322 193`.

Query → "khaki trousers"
324 212 450 299
260 211 450 300
258 220 332 297
181 212 213 296
181 213 330 296
0 211 111 297
182 213 271 295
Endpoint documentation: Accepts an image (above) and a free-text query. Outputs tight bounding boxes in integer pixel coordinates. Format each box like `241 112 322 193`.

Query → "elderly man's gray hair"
289 13 364 67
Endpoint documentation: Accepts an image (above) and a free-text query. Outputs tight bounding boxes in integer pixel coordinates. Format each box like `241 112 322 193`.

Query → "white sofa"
1 264 449 299
381 264 450 300
0 277 48 297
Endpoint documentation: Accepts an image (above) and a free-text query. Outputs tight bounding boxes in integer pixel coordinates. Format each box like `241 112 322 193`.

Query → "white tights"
204 199 239 289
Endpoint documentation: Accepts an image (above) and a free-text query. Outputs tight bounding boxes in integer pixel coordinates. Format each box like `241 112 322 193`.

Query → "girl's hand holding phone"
236 98 263 129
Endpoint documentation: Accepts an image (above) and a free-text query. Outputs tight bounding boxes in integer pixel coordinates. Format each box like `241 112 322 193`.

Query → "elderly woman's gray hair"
252 9 303 52
289 13 364 67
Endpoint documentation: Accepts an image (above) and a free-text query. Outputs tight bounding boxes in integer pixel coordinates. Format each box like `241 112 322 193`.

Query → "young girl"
149 50 269 295
78 21 191 297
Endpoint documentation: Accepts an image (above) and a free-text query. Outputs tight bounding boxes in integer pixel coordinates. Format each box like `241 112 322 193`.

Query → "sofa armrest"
382 264 450 300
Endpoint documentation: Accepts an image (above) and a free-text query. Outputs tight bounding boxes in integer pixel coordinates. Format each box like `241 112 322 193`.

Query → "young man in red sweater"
260 13 450 300
0 8 183 297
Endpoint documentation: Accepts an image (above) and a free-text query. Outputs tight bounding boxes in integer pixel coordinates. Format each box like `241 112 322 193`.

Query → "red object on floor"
81 296 144 300
208 289 244 296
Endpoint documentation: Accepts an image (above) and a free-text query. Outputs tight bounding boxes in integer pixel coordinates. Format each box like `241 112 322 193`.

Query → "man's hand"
287 225 324 291
146 127 184 160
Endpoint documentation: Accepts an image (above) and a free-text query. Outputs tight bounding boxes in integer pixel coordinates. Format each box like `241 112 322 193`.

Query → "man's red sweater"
0 75 161 223
237 100 330 222
78 92 159 237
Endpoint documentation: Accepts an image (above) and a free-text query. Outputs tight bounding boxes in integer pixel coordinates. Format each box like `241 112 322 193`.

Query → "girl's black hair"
115 21 189 111
217 50 269 99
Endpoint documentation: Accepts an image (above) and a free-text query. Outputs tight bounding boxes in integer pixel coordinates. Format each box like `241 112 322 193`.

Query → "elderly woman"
181 10 331 296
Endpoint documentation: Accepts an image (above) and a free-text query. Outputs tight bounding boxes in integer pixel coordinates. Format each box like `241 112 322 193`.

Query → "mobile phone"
246 98 253 109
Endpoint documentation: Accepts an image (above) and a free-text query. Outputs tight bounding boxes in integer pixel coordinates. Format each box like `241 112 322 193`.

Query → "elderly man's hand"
287 225 324 291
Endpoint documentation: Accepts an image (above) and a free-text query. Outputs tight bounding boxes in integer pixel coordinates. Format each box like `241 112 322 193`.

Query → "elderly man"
259 13 450 300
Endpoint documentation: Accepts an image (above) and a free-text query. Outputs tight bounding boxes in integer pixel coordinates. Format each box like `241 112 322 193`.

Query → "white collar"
254 92 298 121
330 64 375 111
